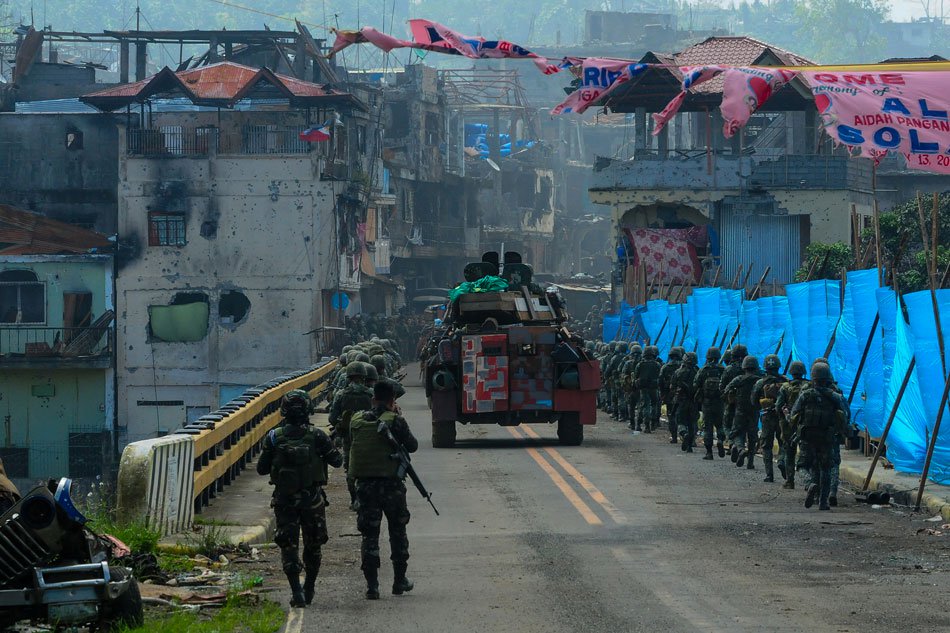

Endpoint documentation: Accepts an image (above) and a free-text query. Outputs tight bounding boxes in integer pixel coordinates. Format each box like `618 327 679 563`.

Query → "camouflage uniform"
672 353 699 451
329 378 374 509
633 347 662 432
350 404 419 598
775 363 808 489
659 348 684 443
694 348 726 459
621 346 643 430
724 356 763 468
257 392 343 607
608 343 629 420
751 355 788 483
791 363 849 510
719 346 746 444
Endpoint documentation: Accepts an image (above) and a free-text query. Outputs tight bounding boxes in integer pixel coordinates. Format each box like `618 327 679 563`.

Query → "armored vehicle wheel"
432 420 456 448
95 567 144 632
557 414 584 446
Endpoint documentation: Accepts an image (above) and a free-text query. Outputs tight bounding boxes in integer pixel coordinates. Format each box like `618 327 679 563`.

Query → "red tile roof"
81 61 363 111
0 205 112 255
672 36 815 94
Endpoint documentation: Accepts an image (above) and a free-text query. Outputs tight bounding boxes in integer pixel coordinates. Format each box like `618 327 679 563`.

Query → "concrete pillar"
135 42 147 81
634 107 646 154
710 110 724 152
673 113 684 151
656 120 669 155
120 41 130 83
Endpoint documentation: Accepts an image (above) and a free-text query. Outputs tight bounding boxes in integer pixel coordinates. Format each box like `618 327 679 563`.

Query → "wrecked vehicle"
0 478 143 631
425 252 601 447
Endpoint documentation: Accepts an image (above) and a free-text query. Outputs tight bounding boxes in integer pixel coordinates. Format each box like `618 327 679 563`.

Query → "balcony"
0 325 114 369
589 151 873 193
126 126 318 157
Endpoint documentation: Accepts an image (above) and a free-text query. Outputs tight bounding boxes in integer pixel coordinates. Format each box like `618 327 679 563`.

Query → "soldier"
790 362 849 511
776 360 808 489
329 362 375 510
812 357 846 506
659 347 684 444
621 345 643 430
720 344 747 459
603 342 620 415
751 355 789 483
257 390 343 607
694 347 726 460
0 458 20 515
724 355 763 469
672 351 700 452
350 381 419 600
634 346 662 433
609 342 630 420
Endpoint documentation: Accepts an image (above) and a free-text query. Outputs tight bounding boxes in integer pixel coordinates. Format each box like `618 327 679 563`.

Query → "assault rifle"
378 422 440 516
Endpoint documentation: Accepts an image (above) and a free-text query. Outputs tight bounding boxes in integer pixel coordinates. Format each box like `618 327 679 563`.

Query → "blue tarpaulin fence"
602 271 950 485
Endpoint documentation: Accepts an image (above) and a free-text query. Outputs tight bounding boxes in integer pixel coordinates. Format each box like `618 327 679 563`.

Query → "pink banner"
551 59 649 115
652 66 725 135
720 67 798 138
800 70 950 173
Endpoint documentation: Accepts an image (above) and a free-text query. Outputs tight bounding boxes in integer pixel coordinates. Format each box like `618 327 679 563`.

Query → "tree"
793 0 890 63
793 241 853 282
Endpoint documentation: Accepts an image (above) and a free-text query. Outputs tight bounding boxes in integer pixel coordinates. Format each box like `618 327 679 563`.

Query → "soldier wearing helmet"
329 360 375 511
719 346 746 455
751 354 789 483
694 347 727 460
790 362 849 511
813 358 845 506
633 346 662 432
724 354 763 469
621 345 644 431
258 389 343 607
775 360 808 489
672 351 700 451
659 347 685 443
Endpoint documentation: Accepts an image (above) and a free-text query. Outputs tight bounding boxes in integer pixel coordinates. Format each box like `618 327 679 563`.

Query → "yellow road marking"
283 606 304 633
505 426 602 526
521 424 628 525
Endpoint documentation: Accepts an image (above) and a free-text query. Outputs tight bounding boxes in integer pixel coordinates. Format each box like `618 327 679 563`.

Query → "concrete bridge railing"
116 359 339 535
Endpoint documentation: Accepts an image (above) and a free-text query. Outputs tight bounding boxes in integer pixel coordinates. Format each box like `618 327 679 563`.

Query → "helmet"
741 355 760 371
810 362 832 383
732 344 748 360
789 360 806 377
364 362 379 382
339 354 349 366
618 342 629 354
669 346 684 360
353 352 370 364
813 357 829 365
609 342 619 352
721 349 732 364
706 347 721 362
764 354 781 371
346 362 368 379
342 345 353 353
370 354 387 374
684 351 698 366
630 344 642 357
644 346 659 359
280 389 310 418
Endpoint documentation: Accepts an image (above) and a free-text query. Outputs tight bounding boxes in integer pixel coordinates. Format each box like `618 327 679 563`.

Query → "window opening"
148 212 186 246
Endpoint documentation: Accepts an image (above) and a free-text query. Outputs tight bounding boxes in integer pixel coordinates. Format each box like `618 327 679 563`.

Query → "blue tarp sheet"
598 282 950 485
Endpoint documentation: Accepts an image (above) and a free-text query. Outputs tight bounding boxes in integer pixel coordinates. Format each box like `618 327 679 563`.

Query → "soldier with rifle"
349 381 426 600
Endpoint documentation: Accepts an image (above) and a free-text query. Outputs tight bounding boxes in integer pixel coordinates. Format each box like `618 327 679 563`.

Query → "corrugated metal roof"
81 61 364 111
0 204 112 255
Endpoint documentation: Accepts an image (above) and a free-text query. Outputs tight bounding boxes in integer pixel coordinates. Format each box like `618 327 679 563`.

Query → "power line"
203 0 333 32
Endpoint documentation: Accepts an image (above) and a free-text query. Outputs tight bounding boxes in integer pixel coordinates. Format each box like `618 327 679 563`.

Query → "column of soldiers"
259 336 416 607
595 339 850 512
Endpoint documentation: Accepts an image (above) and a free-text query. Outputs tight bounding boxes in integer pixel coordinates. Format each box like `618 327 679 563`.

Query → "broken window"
0 270 45 324
424 113 440 146
148 212 186 246
218 291 250 325
356 124 367 154
148 293 209 342
65 130 84 150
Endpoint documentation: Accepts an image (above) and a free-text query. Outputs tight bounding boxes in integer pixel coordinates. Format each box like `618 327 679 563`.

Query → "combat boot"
782 477 795 490
746 453 755 469
363 562 380 600
804 484 819 508
286 572 306 608
763 460 774 482
778 462 788 481
829 496 837 507
392 562 414 595
736 449 746 467
730 445 739 463
717 441 725 458
303 561 321 605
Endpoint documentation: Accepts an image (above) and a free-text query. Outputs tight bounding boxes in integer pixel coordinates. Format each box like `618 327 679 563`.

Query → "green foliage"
156 553 196 574
120 593 284 633
181 523 234 559
81 480 161 555
793 241 853 282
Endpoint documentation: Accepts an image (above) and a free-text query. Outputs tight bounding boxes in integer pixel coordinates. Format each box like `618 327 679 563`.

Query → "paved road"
287 377 950 633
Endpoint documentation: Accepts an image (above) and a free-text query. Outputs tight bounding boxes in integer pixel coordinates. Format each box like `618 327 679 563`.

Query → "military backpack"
702 365 725 400
269 426 327 494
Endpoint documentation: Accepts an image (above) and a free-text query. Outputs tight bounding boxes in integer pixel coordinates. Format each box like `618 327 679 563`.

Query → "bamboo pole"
932 192 939 286
873 200 883 287
915 368 950 511
749 266 771 301
711 265 722 288
847 313 879 406
740 263 754 294
863 358 916 491
730 264 743 290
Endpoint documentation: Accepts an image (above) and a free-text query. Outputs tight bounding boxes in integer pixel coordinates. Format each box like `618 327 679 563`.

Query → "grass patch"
181 522 235 559
80 480 161 554
156 553 196 574
123 593 284 633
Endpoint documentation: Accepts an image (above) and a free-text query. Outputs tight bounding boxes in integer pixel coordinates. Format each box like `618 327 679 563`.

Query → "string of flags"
330 19 950 175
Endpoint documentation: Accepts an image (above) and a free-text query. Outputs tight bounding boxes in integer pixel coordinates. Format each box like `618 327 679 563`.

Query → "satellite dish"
485 158 501 172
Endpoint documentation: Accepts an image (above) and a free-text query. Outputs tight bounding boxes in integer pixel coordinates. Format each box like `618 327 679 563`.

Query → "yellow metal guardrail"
182 360 338 513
